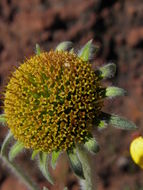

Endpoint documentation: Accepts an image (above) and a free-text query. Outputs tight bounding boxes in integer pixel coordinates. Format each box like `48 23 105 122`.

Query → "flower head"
4 50 104 152
0 40 136 180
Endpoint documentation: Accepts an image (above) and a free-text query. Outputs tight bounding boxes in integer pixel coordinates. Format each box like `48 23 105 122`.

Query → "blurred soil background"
0 0 143 190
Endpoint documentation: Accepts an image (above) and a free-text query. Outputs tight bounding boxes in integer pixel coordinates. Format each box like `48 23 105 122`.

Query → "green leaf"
1 131 13 156
55 41 73 51
51 150 61 169
0 114 6 125
64 187 68 190
105 87 127 98
84 138 100 154
31 150 39 160
38 152 54 184
35 44 41 55
9 141 24 161
67 149 84 179
78 39 98 61
100 112 137 130
97 63 116 79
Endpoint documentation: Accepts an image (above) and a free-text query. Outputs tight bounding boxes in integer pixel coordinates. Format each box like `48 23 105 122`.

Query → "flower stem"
0 155 40 190
0 132 40 190
76 145 97 190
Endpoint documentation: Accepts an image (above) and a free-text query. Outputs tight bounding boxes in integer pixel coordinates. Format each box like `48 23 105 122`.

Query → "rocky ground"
0 0 143 189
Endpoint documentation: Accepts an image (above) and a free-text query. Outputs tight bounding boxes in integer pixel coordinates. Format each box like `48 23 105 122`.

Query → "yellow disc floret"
4 51 104 152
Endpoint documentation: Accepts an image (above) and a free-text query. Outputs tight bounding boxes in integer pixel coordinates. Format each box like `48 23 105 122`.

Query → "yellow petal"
130 136 143 168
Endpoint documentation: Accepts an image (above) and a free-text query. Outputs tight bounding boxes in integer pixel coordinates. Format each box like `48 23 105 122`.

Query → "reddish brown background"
0 0 143 190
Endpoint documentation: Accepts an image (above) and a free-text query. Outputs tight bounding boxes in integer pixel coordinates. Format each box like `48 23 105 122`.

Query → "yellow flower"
2 40 136 154
4 50 104 152
0 40 137 180
130 136 143 168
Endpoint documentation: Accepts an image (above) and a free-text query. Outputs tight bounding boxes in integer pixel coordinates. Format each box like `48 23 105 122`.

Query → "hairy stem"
0 155 40 190
0 131 40 190
76 145 97 190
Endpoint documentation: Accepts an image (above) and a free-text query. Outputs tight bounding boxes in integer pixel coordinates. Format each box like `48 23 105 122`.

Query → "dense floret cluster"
4 51 104 152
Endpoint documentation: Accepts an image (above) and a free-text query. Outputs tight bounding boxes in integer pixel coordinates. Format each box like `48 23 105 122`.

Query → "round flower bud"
130 136 143 169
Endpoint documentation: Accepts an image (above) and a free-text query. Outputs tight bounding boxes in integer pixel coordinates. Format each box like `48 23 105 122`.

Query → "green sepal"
0 114 6 125
9 141 24 161
78 39 98 62
35 44 41 55
67 149 84 179
55 41 73 51
38 152 54 184
64 187 68 190
100 112 137 130
51 150 61 169
98 120 107 129
97 63 116 79
1 131 13 156
31 150 39 160
69 48 74 53
105 87 127 98
84 137 100 154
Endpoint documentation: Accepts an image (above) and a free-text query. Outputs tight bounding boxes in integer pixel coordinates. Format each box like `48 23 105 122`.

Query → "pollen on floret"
4 50 104 153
